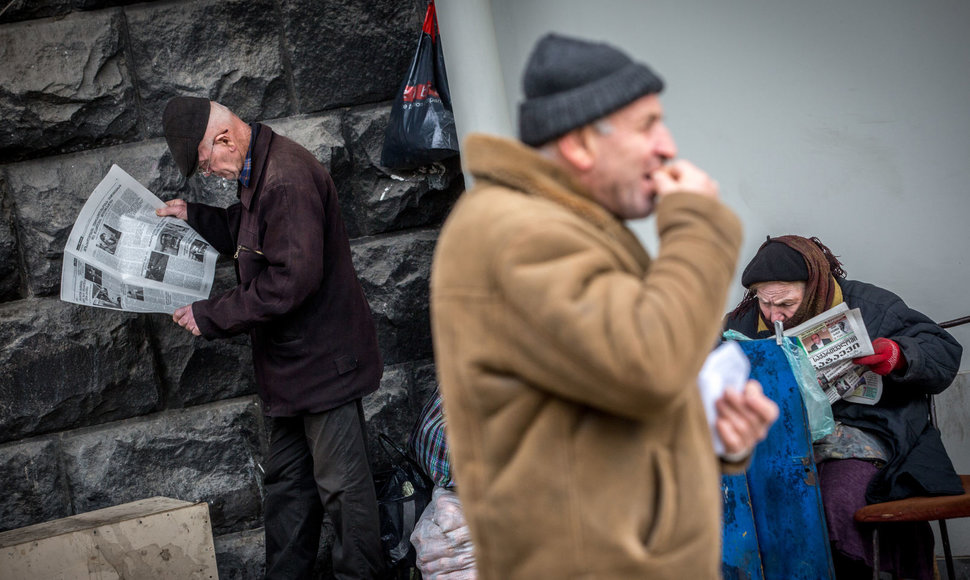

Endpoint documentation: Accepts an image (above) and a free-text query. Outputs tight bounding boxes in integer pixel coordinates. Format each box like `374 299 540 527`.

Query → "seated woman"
723 234 963 580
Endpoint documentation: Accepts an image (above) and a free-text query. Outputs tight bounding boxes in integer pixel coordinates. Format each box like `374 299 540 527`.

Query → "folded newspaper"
784 303 882 405
60 165 218 314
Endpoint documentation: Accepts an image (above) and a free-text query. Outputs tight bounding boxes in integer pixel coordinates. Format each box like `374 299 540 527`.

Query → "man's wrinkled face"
753 281 806 326
584 93 678 220
196 128 238 180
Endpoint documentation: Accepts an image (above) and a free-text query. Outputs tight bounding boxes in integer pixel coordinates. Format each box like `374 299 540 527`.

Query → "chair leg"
872 526 880 580
939 519 955 580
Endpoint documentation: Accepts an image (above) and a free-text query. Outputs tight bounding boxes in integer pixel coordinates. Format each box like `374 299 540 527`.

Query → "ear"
216 130 237 152
556 127 597 172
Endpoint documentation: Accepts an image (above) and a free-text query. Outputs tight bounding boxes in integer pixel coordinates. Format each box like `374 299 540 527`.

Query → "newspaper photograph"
60 164 218 314
785 303 883 405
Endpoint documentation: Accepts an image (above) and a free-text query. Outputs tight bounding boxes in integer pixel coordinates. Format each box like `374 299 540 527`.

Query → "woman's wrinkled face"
753 281 805 325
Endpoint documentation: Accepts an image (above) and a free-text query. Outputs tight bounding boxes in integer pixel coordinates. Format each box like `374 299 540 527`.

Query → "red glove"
853 337 905 375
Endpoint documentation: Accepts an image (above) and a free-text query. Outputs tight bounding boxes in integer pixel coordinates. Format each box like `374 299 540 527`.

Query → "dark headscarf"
729 235 846 329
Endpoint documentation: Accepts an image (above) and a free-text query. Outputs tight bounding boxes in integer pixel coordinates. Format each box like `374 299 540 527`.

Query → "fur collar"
464 134 651 270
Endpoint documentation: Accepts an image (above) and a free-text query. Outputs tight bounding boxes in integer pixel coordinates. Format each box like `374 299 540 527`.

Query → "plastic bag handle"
423 0 438 37
378 432 411 461
378 432 433 484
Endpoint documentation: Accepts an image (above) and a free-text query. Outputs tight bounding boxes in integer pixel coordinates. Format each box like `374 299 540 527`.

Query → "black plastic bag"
374 433 433 579
381 0 460 170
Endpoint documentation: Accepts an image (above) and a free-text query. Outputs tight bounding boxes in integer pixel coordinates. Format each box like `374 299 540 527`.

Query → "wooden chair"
854 397 970 580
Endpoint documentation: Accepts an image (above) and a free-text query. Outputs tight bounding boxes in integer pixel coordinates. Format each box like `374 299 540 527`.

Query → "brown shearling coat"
430 134 743 579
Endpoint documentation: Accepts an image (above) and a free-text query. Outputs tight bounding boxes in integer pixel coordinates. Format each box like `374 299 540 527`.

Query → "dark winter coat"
725 278 963 502
187 124 382 416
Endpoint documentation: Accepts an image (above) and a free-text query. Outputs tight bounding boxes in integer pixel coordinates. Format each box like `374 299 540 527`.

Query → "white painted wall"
437 0 970 559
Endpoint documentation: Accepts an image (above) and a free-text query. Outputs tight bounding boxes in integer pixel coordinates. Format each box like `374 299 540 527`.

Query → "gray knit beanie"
518 34 664 147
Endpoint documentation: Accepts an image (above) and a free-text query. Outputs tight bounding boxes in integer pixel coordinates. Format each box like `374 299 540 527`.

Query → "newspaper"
784 303 882 405
60 165 218 314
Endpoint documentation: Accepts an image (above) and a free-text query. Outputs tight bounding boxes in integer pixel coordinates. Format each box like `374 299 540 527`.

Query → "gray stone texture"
125 0 290 133
0 0 74 24
280 0 424 112
409 358 440 414
61 399 264 535
213 528 266 580
0 0 461 576
0 298 161 442
264 114 348 176
364 358 439 461
0 437 70 532
353 229 438 367
147 262 258 409
0 1 151 25
0 177 23 301
147 312 257 409
0 9 138 163
3 140 193 297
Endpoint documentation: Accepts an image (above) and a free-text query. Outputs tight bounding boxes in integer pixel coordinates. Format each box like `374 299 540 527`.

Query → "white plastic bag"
410 486 477 579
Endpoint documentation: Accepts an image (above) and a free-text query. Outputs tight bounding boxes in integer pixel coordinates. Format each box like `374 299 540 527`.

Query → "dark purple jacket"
187 124 382 416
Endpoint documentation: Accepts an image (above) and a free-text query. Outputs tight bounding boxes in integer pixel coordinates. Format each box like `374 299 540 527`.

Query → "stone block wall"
0 0 464 577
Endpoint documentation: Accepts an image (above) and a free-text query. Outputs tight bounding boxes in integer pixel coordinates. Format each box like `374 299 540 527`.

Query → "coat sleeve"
492 193 743 420
186 202 240 257
192 180 326 339
855 282 962 394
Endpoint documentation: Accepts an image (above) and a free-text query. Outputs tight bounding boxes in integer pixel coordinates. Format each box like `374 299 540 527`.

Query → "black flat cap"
162 97 210 177
741 240 809 287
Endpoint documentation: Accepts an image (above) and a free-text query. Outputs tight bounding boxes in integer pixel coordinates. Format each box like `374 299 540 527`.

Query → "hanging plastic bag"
381 0 460 169
374 433 434 579
723 330 834 442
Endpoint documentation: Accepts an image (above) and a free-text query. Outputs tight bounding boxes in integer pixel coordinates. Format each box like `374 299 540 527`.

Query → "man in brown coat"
158 98 384 579
431 34 779 579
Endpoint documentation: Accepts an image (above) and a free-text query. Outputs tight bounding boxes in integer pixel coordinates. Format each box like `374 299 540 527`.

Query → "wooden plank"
0 496 218 580
855 475 970 523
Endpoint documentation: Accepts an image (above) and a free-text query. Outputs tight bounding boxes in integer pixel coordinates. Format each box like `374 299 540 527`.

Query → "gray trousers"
263 399 385 579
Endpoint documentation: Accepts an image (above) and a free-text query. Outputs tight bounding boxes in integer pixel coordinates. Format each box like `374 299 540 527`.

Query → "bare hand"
156 199 188 221
715 380 779 459
652 160 720 199
173 304 201 336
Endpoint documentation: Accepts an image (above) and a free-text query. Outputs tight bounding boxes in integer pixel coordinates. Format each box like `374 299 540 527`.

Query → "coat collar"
464 133 652 270
238 123 273 210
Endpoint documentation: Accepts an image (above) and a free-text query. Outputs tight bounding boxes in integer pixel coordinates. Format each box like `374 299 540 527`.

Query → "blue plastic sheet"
723 330 834 442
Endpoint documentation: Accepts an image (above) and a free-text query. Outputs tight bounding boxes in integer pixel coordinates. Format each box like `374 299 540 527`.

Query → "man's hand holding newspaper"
60 165 218 314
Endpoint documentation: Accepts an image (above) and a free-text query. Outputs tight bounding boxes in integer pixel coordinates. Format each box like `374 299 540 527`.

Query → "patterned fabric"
409 393 455 488
813 421 890 464
238 123 259 187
